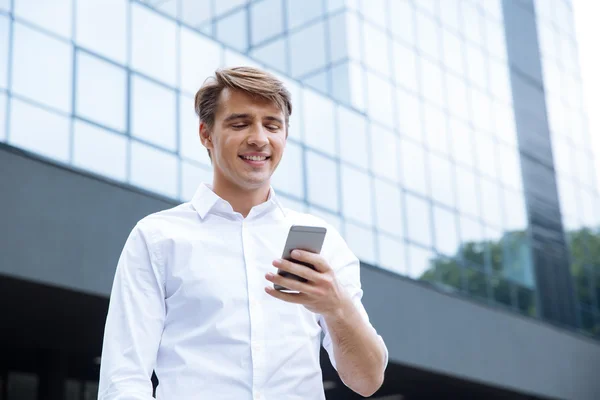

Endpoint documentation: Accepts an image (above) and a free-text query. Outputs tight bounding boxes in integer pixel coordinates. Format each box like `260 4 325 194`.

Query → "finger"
266 272 315 294
273 258 320 282
290 250 331 272
264 286 307 304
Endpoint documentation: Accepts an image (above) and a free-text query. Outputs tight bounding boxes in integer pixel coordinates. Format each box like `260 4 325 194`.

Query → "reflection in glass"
370 127 400 183
378 234 407 275
12 23 73 113
405 194 432 247
466 267 488 299
344 222 377 265
306 150 339 212
73 121 127 181
373 178 404 238
341 165 373 226
428 153 455 207
459 215 485 268
130 141 178 199
400 138 428 196
9 98 70 162
76 52 126 132
131 75 177 151
271 140 304 199
75 0 127 64
303 89 336 156
131 4 177 86
338 106 369 169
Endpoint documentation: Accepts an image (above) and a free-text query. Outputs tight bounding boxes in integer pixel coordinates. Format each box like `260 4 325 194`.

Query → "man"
98 67 387 399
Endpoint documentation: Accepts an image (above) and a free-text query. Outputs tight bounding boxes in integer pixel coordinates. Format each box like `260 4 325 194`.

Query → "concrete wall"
2 144 600 399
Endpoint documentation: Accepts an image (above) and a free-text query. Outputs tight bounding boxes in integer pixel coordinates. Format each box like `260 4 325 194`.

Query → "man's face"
201 88 287 191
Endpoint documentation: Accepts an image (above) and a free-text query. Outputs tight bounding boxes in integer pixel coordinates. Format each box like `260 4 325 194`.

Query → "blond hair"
194 67 292 159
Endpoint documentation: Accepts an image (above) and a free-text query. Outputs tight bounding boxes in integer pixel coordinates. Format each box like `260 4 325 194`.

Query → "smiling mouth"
239 155 270 162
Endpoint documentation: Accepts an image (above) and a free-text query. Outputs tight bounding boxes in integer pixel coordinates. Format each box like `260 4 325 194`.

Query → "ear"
199 122 213 151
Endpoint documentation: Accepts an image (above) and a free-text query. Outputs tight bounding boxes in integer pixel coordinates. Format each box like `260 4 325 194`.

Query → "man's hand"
264 249 352 317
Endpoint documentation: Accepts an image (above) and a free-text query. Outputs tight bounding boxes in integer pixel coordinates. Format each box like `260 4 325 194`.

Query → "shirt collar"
191 183 287 219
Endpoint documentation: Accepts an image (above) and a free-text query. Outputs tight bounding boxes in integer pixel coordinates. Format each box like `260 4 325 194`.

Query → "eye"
232 123 247 129
266 125 280 131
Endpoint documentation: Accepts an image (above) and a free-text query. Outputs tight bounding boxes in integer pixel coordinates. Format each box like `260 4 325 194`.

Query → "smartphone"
274 225 327 292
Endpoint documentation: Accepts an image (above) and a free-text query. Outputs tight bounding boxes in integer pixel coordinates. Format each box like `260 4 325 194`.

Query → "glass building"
0 0 599 399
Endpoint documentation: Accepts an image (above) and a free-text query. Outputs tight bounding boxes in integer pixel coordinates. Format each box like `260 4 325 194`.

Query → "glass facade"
535 0 600 335
0 0 597 336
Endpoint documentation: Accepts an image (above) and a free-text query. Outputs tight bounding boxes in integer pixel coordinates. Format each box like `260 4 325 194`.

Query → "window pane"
0 0 10 12
480 178 503 228
460 215 485 267
416 11 441 62
251 0 283 45
498 145 523 191
180 27 222 95
397 89 424 142
450 117 475 168
290 22 326 78
489 60 512 105
446 73 469 120
181 160 212 201
389 0 415 46
250 37 287 73
216 9 248 52
344 222 376 265
455 166 480 218
487 21 507 61
179 94 211 166
303 88 336 156
400 138 428 195
378 234 407 274
131 4 177 86
12 22 73 113
131 75 177 151
434 206 459 256
370 126 400 182
272 140 304 199
466 45 488 91
306 150 339 212
328 12 349 64
15 0 72 39
76 0 127 64
363 23 390 77
461 1 484 48
439 0 461 33
338 106 369 169
73 120 127 181
279 195 307 213
308 206 342 233
374 178 404 237
503 189 528 231
442 29 465 76
130 141 178 198
470 89 493 134
360 0 386 26
341 165 373 226
493 101 517 146
303 70 328 94
420 57 444 108
76 52 126 132
423 105 450 156
474 133 498 180
429 153 455 207
0 14 8 89
287 0 323 30
408 244 435 279
366 72 394 128
9 98 70 162
393 41 419 93
405 194 432 247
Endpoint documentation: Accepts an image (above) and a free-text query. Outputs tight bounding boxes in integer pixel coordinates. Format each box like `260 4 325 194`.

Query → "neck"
212 178 271 218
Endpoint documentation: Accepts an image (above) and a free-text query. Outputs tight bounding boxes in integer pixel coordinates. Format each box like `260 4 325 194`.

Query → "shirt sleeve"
98 222 166 400
319 229 388 371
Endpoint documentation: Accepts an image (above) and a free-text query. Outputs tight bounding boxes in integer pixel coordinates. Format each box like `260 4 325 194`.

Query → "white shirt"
98 184 387 400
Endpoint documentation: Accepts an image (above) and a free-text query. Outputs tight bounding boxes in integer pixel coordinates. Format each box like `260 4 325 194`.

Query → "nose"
247 123 269 147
